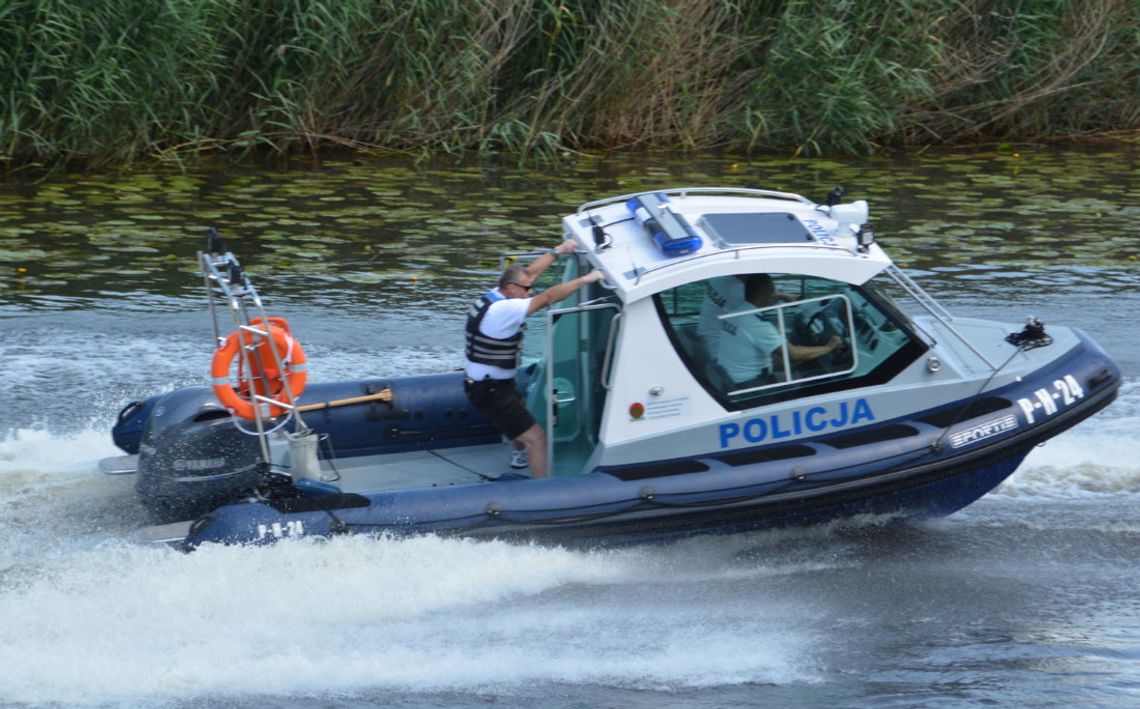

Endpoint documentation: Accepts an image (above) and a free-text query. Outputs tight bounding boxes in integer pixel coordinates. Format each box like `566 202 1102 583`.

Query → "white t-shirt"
717 304 782 384
697 276 745 359
464 290 532 380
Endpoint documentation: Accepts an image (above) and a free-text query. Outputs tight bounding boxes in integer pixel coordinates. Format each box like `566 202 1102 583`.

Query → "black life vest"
465 290 525 369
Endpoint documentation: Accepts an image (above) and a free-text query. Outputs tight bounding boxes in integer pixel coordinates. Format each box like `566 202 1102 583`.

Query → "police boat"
104 188 1121 549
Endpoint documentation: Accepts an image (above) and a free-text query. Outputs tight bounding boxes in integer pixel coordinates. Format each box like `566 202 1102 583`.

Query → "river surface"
0 148 1137 707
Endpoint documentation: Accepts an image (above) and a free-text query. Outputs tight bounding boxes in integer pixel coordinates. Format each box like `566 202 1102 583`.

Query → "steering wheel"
795 297 845 346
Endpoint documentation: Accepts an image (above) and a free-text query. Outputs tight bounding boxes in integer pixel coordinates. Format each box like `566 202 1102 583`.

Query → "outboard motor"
133 386 262 521
111 398 156 454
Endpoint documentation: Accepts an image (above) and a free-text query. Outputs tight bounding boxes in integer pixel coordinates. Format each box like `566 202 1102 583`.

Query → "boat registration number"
256 520 305 540
1015 374 1084 425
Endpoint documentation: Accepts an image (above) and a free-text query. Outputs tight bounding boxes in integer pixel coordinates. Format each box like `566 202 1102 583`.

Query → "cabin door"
543 303 621 476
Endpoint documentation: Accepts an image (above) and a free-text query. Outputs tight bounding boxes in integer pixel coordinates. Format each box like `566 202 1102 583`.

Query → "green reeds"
0 0 1136 168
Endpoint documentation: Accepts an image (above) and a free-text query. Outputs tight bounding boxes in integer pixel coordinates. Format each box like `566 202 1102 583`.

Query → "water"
1 149 1138 707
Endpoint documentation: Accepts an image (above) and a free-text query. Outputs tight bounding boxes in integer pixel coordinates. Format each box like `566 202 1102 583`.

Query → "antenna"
206 227 228 256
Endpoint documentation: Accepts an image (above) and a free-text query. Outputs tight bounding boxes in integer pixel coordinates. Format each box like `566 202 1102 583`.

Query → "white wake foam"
0 534 817 705
0 375 1134 704
995 378 1140 497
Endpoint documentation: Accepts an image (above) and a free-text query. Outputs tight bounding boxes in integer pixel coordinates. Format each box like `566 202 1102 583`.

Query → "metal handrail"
576 186 812 214
885 265 997 370
627 241 867 287
199 243 308 462
886 264 954 322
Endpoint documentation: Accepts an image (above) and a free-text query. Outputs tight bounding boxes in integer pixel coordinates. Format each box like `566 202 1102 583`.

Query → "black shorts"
464 377 536 440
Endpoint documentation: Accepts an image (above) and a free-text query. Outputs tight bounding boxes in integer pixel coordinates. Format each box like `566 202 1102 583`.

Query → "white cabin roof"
564 187 893 303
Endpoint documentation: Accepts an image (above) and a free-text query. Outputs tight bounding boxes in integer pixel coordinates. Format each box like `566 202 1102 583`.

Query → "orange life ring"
211 317 308 419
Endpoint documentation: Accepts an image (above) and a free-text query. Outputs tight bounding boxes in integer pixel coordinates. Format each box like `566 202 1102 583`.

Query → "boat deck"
321 441 518 493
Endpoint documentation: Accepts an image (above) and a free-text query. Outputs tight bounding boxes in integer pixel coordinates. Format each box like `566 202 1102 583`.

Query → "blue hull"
181 359 1117 550
185 444 1033 549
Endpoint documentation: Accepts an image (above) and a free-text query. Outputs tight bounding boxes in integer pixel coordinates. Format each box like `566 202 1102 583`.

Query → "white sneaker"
509 449 529 469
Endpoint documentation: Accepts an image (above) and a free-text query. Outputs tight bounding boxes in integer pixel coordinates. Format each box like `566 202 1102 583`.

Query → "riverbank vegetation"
1 0 1136 168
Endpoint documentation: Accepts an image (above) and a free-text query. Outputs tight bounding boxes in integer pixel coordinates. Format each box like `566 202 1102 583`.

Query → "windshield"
655 273 927 409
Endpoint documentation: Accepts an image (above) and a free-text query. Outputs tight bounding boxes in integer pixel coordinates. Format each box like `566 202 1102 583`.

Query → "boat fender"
211 317 308 419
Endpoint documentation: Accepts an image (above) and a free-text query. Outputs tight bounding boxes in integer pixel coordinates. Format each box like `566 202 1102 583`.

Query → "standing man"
464 240 605 478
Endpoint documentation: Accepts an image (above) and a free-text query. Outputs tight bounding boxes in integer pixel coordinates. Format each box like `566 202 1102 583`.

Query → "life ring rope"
210 317 308 420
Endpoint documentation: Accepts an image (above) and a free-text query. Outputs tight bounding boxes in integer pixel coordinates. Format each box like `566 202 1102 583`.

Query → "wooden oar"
296 388 392 413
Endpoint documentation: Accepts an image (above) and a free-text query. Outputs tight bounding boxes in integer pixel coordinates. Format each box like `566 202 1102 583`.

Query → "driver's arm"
777 336 844 365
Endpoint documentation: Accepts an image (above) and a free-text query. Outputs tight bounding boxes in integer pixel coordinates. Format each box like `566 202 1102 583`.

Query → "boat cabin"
519 188 933 476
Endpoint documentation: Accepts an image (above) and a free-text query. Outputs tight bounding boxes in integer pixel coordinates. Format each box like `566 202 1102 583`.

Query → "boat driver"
717 274 843 387
463 241 605 478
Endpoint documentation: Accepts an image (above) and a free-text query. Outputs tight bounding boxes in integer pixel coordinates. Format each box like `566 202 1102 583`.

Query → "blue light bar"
626 193 703 257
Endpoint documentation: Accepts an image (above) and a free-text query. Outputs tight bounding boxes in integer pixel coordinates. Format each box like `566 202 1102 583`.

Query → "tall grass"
899 0 1140 141
0 0 1136 168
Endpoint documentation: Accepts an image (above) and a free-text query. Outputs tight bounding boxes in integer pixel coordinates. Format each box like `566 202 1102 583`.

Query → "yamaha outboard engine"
133 386 262 521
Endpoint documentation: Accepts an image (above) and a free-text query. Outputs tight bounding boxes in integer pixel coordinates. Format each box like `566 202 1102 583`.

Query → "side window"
655 274 925 409
655 278 710 367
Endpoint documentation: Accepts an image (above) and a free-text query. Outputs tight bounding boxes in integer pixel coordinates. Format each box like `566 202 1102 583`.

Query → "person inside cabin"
697 275 746 360
716 274 843 387
463 240 605 478
698 275 797 359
